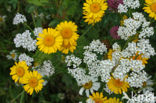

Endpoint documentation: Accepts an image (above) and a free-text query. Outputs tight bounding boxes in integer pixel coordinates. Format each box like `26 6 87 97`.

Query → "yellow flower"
132 51 149 65
143 0 156 20
36 28 63 54
56 21 79 45
83 0 108 24
105 97 122 103
107 49 114 60
10 61 29 83
21 71 44 95
120 15 128 26
107 77 129 94
59 41 77 54
89 92 107 103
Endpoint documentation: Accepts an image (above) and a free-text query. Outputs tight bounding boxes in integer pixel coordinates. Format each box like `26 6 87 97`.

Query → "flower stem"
11 90 25 103
79 25 92 39
23 23 34 34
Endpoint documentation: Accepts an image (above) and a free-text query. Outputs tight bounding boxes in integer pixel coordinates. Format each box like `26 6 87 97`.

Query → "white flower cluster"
84 40 107 55
65 55 82 69
118 0 140 13
110 44 151 88
68 67 86 86
99 60 115 82
123 91 156 103
126 71 148 88
18 53 34 66
37 60 55 77
14 30 37 51
33 27 43 36
65 36 155 97
13 13 27 25
65 40 108 97
118 12 154 40
122 40 155 59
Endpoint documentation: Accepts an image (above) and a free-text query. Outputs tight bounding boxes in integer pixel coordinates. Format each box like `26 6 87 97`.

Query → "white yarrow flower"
18 53 34 66
13 13 27 25
37 60 55 77
14 30 37 51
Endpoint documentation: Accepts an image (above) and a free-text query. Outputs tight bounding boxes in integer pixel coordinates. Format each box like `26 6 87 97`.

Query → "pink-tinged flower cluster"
107 0 123 10
110 26 120 39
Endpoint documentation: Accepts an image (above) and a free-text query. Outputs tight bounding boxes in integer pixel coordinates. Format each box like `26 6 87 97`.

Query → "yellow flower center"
113 79 124 88
34 62 39 67
16 67 25 77
83 81 93 89
61 28 73 39
43 35 55 47
29 77 38 88
151 3 156 12
143 82 147 87
90 3 101 13
11 53 15 59
94 98 103 103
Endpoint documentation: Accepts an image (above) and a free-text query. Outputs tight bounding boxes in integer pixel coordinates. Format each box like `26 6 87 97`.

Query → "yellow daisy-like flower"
56 21 79 46
10 61 29 83
59 41 77 54
107 77 129 94
21 71 44 95
83 0 108 24
143 0 156 20
36 28 63 54
89 92 107 103
105 97 122 103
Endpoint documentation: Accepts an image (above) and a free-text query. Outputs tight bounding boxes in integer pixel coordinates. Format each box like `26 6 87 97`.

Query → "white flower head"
6 50 17 61
118 0 140 13
18 53 34 66
84 40 107 55
14 30 37 51
65 55 82 69
34 27 43 36
13 13 27 25
126 70 148 88
79 76 100 97
37 60 55 77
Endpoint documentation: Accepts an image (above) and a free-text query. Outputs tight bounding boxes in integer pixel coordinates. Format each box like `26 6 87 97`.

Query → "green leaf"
27 0 49 6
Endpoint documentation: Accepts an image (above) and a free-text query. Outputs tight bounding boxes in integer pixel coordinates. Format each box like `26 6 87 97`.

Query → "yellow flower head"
59 40 77 54
144 0 156 20
132 51 149 65
89 92 107 103
36 28 63 54
21 71 44 95
10 61 29 83
83 0 108 24
107 77 129 94
105 97 122 103
56 21 79 46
